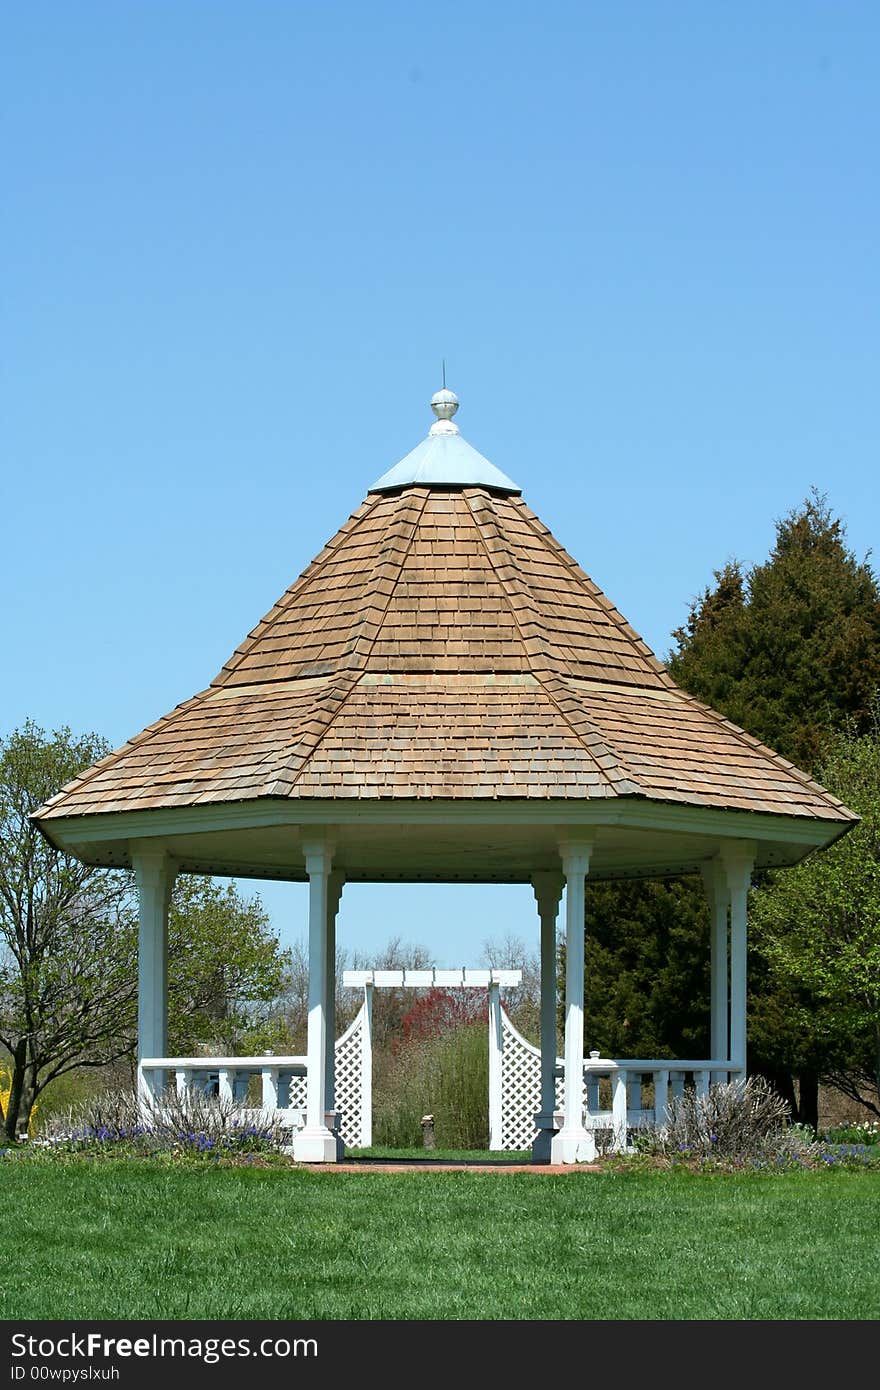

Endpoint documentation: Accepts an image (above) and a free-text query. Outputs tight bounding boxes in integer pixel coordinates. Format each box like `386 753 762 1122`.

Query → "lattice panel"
499 1011 589 1150
499 1011 542 1149
334 1004 365 1147
283 1071 307 1114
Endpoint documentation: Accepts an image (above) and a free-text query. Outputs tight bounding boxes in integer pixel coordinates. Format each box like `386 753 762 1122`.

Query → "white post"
217 1068 233 1105
701 860 730 1083
531 872 564 1162
488 980 503 1150
361 983 373 1148
612 1069 628 1153
324 871 345 1112
293 835 339 1162
720 841 755 1078
132 847 175 1106
552 839 594 1163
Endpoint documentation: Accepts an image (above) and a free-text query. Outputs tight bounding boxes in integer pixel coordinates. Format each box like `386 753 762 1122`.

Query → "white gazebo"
34 386 856 1162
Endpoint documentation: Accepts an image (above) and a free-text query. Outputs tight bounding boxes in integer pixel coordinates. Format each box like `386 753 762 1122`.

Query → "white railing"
137 1054 308 1130
574 1055 745 1152
136 1002 370 1144
498 1008 742 1151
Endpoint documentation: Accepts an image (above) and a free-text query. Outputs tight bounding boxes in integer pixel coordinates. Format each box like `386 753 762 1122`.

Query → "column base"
531 1111 561 1163
293 1124 340 1163
550 1125 596 1164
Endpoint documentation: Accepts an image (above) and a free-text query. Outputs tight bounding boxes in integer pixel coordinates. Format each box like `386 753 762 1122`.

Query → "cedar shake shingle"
36 485 854 826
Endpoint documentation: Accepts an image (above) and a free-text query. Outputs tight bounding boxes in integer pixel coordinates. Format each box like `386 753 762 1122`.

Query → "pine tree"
669 491 880 768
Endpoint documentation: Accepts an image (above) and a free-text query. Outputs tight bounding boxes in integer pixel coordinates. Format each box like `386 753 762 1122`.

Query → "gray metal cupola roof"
369 386 521 495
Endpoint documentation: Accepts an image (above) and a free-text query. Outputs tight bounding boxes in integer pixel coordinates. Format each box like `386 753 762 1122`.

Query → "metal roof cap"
370 387 521 495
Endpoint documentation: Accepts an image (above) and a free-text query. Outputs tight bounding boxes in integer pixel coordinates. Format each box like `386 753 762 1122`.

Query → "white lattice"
499 1011 543 1149
283 1070 307 1114
499 1011 594 1149
334 1004 365 1146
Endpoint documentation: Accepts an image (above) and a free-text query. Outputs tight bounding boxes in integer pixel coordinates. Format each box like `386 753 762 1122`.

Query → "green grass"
3 1159 879 1319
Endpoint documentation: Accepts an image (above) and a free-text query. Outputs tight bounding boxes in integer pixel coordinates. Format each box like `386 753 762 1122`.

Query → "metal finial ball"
431 388 459 421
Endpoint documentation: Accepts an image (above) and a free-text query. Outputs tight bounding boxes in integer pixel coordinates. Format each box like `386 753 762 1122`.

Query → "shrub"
39 1087 286 1158
641 1076 809 1164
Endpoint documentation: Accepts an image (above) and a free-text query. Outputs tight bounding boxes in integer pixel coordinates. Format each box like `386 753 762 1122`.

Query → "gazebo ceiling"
34 387 856 879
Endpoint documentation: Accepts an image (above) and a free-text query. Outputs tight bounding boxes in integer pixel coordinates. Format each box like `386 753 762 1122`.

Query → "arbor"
750 720 880 1116
0 721 289 1140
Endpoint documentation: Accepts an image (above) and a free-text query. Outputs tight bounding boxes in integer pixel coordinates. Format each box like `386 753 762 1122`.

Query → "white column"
720 841 755 1078
552 839 594 1164
133 846 175 1105
361 982 373 1148
293 835 339 1162
324 871 345 1112
531 871 564 1162
488 980 503 1151
701 860 730 1082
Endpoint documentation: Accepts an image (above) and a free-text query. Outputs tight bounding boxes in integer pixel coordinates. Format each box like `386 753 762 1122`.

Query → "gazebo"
34 386 856 1162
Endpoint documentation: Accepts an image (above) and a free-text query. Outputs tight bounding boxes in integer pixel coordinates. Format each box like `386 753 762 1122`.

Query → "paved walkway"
308 1159 603 1173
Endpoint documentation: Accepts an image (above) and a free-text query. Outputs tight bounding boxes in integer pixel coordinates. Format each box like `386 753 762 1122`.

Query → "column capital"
131 845 175 902
300 834 336 877
131 842 172 871
557 837 595 877
700 858 729 909
719 839 756 894
531 871 564 920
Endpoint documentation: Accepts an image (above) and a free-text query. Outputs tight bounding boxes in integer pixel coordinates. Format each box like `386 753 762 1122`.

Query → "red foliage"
400 988 488 1043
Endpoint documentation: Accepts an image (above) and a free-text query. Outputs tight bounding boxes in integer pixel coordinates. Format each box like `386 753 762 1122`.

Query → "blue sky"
4 3 878 966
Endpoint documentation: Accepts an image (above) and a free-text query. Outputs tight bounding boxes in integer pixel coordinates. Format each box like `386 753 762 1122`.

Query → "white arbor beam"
133 846 175 1101
720 841 756 1076
701 859 731 1082
293 835 340 1162
552 839 595 1163
530 871 564 1162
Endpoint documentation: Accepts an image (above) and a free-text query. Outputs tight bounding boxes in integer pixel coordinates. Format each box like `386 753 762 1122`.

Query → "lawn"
4 1159 879 1320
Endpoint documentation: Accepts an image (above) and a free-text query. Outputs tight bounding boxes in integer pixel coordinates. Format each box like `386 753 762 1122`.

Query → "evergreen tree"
568 494 880 1127
669 491 880 768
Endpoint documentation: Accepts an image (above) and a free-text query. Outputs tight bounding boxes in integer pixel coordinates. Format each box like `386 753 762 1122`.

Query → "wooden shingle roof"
37 484 854 826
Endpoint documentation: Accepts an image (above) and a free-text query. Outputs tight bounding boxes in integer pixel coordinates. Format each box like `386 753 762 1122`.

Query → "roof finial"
430 378 460 437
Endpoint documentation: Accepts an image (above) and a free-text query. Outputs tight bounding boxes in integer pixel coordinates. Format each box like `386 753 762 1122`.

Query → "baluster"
262 1065 279 1111
626 1072 643 1115
612 1069 628 1153
695 1069 710 1100
217 1068 233 1104
175 1068 190 1101
585 1073 600 1120
654 1069 670 1126
671 1070 685 1102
